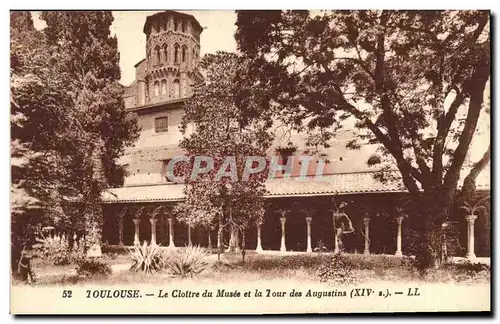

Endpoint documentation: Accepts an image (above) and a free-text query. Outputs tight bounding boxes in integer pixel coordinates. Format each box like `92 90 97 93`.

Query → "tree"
11 11 78 258
11 11 140 249
174 51 272 254
235 10 490 268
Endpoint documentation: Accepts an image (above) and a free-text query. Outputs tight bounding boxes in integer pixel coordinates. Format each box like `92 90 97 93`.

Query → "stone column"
395 216 404 256
118 217 124 246
280 217 287 252
150 217 157 246
188 226 192 246
363 217 370 255
208 230 212 249
168 217 176 248
466 215 477 260
306 217 312 253
256 223 263 252
133 218 140 246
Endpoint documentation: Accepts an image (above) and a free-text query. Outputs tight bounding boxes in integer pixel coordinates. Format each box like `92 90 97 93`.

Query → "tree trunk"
227 224 240 253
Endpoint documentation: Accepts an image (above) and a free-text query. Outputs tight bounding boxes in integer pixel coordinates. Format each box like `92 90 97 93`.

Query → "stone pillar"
363 217 370 255
466 215 477 260
133 218 140 246
395 216 404 256
188 226 192 246
280 217 287 252
256 223 263 252
150 217 157 246
306 217 312 253
208 230 212 249
168 217 176 248
118 217 124 246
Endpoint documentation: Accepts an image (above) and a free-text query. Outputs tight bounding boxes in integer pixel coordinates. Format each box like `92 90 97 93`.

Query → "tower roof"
143 10 203 34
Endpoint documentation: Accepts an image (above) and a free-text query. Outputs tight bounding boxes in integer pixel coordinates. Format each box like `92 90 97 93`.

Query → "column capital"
466 214 478 222
150 218 157 225
396 215 404 223
133 218 140 225
305 217 312 224
363 217 370 224
280 216 286 224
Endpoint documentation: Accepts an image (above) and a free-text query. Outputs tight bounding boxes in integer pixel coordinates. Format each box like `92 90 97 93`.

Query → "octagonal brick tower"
137 11 203 106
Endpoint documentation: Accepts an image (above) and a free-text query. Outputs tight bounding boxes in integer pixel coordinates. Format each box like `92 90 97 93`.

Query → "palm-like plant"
459 196 490 219
167 245 209 278
128 242 166 274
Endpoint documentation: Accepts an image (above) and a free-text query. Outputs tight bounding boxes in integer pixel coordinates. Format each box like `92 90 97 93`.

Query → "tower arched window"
155 46 161 65
182 45 187 63
174 44 180 64
173 79 180 99
161 80 167 95
192 48 196 67
154 81 160 97
163 44 168 63
174 18 178 31
181 20 186 33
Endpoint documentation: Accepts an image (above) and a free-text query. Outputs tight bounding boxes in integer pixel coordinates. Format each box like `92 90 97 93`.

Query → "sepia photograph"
10 9 491 314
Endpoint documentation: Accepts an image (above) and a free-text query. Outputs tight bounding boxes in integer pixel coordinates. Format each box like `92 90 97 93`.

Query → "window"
173 79 180 99
153 81 160 96
155 116 169 133
163 44 168 63
161 80 167 95
182 46 187 63
174 18 178 31
181 20 186 33
155 46 161 65
174 44 180 63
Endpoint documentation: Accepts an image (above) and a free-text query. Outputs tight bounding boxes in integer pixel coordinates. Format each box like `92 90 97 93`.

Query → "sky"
32 11 238 86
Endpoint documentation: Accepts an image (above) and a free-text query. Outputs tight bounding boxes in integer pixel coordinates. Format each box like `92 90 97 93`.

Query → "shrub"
129 242 166 274
167 245 209 278
317 252 355 285
449 261 490 282
76 258 112 277
33 233 71 265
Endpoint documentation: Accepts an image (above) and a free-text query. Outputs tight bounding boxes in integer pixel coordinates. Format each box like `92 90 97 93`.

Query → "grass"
15 250 490 287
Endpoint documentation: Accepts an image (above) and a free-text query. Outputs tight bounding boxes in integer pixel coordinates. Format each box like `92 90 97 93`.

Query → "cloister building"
101 11 491 260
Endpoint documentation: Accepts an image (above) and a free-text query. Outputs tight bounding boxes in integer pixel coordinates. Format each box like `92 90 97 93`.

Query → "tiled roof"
102 168 490 203
102 172 404 203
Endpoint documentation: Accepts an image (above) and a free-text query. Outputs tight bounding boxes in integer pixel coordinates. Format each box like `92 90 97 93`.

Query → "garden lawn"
23 250 490 287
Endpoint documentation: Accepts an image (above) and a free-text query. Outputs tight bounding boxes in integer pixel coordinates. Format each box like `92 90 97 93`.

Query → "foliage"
235 10 490 268
317 253 355 285
32 232 85 266
449 261 490 282
174 51 272 252
10 11 139 260
166 246 209 278
128 242 167 274
76 258 112 277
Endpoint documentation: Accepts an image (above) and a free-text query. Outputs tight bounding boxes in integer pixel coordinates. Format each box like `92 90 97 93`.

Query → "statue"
330 196 355 253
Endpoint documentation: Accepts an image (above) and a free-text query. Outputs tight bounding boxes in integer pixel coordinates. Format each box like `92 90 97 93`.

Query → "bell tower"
141 11 203 106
